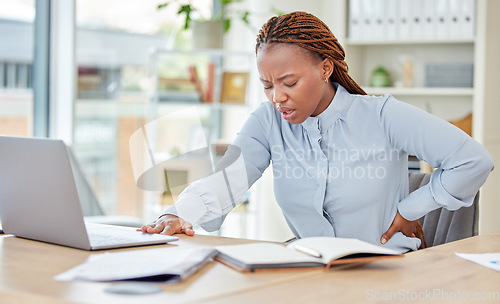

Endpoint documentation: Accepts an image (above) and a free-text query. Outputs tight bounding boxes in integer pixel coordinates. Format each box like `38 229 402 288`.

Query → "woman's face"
256 43 334 124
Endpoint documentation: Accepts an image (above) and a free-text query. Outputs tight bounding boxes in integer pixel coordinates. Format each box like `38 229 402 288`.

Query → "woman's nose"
273 87 287 104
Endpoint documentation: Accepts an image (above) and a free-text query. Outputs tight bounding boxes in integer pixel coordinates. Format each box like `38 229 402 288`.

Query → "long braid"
256 12 366 95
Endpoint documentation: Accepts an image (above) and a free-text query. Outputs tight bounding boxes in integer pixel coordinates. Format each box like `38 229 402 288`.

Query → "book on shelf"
54 247 217 283
215 237 403 272
158 91 202 103
157 77 201 103
204 62 215 103
188 65 207 103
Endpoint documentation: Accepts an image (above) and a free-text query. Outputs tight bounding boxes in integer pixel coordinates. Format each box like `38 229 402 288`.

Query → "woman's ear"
322 58 334 80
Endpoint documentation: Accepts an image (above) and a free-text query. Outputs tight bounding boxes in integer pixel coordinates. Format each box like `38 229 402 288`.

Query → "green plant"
157 0 250 33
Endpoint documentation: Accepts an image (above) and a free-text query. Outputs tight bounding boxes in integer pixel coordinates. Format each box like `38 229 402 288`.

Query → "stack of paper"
55 247 217 283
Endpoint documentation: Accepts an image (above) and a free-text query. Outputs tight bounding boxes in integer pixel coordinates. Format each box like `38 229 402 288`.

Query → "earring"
324 77 329 83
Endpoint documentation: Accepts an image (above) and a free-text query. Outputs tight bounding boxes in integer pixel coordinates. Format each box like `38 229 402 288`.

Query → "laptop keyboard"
88 233 143 246
86 223 172 247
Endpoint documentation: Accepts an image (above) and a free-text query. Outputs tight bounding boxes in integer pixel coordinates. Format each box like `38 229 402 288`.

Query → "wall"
474 0 500 234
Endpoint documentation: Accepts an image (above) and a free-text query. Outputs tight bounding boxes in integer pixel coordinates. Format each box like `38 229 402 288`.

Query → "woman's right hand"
138 214 195 236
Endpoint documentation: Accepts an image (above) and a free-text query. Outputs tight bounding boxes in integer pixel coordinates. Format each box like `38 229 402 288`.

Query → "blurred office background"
0 0 498 241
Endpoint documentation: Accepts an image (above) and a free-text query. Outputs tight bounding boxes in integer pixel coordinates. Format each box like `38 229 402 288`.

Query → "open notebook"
215 237 403 272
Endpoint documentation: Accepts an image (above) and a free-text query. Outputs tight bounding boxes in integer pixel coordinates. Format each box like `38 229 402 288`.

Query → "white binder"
422 0 436 40
348 0 363 41
360 0 374 41
371 0 385 41
409 0 425 39
384 0 398 41
448 0 462 38
397 0 412 40
434 0 450 39
459 0 475 38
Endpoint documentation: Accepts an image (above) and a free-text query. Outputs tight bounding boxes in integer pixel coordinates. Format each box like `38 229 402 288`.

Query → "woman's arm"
142 103 274 234
380 96 494 221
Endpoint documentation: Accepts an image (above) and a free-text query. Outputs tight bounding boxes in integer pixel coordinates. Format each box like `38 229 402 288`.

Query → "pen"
294 244 322 258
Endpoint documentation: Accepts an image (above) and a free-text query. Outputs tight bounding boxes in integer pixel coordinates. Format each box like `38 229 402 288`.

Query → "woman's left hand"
380 211 418 244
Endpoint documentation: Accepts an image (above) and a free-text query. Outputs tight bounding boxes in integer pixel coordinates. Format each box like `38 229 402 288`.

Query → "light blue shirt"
166 83 493 252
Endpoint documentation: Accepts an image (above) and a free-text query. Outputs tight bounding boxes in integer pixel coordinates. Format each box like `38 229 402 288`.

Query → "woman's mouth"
279 107 296 120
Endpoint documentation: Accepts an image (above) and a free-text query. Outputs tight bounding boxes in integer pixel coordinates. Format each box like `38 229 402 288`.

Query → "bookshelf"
345 41 475 120
150 49 254 104
328 1 476 124
148 48 255 141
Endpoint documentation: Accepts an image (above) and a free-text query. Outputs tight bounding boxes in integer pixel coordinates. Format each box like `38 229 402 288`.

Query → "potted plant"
158 0 250 33
157 0 251 48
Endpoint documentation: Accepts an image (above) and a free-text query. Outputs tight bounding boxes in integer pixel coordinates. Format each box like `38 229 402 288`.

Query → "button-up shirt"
166 83 493 252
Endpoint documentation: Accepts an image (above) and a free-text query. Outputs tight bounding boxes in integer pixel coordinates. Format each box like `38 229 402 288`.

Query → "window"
74 0 213 220
0 0 35 137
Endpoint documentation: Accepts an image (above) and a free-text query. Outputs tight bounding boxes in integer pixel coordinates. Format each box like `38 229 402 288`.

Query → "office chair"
409 171 479 247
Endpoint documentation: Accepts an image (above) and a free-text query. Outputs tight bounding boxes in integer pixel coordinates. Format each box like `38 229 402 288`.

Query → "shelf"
346 38 475 46
150 48 253 57
364 87 474 97
154 101 251 109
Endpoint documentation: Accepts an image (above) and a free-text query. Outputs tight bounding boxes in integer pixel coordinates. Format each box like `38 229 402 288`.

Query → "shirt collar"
302 82 352 134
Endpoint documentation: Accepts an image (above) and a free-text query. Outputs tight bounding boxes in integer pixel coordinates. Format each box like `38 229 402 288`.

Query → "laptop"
0 135 178 250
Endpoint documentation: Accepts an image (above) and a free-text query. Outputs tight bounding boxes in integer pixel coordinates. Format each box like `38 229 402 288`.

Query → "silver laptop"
0 136 178 250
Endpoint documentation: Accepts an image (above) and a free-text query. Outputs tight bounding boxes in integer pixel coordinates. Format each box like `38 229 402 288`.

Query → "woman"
139 12 493 252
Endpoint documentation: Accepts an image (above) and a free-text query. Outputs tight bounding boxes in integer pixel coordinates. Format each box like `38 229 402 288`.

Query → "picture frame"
220 72 249 104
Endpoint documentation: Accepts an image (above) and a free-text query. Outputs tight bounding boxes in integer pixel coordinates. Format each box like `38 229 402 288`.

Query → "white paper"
455 253 500 272
55 246 216 283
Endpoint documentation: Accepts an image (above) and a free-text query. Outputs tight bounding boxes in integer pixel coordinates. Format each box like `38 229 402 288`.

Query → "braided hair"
256 11 366 95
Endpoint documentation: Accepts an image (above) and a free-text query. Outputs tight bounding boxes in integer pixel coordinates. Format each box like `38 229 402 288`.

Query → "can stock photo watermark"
365 288 500 302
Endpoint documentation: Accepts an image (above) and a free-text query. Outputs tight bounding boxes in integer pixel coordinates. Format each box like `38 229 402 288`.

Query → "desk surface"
1 232 499 304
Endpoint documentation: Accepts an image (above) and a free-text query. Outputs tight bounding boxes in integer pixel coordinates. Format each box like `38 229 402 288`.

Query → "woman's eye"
285 82 297 87
263 85 273 90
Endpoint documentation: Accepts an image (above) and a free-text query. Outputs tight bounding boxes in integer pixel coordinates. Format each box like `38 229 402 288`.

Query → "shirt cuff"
162 192 208 225
398 184 441 221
